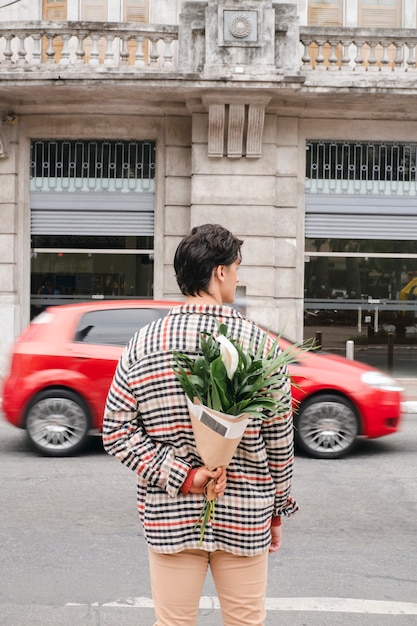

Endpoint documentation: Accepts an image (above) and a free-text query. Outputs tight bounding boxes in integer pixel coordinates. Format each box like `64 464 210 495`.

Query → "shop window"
305 239 417 301
304 140 417 371
30 140 156 317
31 250 155 318
304 250 417 374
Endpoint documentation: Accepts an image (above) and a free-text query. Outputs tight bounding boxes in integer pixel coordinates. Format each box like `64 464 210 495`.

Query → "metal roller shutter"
305 194 417 240
30 191 154 236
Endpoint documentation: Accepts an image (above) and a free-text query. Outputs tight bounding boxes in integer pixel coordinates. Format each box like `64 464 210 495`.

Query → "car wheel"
294 394 360 459
25 389 90 457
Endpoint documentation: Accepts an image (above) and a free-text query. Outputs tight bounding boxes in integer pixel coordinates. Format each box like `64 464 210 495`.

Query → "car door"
69 306 170 426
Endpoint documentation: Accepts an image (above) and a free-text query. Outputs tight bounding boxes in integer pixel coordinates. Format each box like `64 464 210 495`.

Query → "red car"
1 300 404 459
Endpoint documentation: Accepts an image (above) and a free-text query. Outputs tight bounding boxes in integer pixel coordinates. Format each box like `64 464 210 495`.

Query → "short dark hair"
174 224 243 296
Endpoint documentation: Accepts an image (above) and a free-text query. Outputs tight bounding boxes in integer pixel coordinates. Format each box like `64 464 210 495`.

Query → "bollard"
387 332 394 373
315 330 322 351
346 340 354 360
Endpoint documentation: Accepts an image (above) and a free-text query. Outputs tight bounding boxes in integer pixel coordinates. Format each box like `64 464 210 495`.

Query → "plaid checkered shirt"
103 304 298 556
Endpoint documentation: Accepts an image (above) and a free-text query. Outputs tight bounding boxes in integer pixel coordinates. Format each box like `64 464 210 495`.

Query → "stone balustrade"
0 22 179 70
300 26 417 72
2 21 417 77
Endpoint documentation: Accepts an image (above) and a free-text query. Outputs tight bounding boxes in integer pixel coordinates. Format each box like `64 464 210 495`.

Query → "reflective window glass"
74 307 168 345
31 251 154 318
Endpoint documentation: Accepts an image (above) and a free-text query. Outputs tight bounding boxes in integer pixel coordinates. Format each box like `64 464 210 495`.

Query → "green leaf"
172 324 315 422
218 323 228 336
209 366 223 411
192 354 208 371
187 374 206 389
211 357 232 412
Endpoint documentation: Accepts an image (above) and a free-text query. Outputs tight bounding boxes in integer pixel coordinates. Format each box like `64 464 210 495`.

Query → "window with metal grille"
305 140 417 241
30 140 155 192
304 139 417 349
30 139 156 237
306 141 417 193
29 139 157 312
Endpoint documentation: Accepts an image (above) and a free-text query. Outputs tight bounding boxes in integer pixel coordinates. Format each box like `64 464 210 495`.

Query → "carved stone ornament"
222 10 258 44
229 14 252 39
208 102 265 159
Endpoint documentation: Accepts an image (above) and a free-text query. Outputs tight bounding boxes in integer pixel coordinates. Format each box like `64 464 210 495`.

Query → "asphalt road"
1 411 417 626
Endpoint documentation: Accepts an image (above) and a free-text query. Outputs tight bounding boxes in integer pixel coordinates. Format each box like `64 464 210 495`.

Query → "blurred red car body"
1 300 404 459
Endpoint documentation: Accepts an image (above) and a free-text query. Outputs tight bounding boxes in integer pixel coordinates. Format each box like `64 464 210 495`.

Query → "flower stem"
195 497 216 544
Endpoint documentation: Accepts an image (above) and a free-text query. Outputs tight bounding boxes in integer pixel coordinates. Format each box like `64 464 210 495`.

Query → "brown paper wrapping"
187 397 249 471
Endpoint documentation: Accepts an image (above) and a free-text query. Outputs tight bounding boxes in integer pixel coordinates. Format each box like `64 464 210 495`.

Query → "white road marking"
67 596 417 614
402 400 417 413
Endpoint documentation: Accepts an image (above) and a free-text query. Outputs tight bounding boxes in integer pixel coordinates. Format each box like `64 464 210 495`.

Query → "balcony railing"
1 22 417 77
0 22 179 71
300 27 417 72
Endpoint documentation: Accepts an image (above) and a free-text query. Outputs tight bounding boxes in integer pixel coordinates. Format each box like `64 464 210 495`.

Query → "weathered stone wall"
2 0 417 373
0 120 20 373
161 108 304 339
162 115 192 299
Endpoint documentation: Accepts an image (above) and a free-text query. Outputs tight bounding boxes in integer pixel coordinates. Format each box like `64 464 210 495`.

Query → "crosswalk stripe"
67 596 417 615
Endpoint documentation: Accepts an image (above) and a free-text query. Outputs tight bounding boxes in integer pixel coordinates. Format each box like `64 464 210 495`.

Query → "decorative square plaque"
222 10 258 44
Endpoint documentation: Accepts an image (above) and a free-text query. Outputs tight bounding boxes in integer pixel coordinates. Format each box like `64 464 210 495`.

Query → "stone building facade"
1 0 417 375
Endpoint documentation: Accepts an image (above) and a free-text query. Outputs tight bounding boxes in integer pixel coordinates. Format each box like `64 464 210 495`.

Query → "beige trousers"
148 548 268 626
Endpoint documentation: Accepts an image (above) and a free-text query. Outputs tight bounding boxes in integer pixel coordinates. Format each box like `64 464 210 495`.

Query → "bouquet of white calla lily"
216 334 239 380
172 322 313 542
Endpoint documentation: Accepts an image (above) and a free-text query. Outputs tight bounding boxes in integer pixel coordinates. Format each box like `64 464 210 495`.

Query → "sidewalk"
397 378 417 412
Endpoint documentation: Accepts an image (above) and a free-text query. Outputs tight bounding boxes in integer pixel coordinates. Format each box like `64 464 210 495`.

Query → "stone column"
162 115 192 299
0 120 20 375
274 116 304 342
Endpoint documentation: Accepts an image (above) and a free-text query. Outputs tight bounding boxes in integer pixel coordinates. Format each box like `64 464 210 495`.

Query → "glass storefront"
304 141 417 377
30 139 155 318
305 239 417 301
31 249 154 318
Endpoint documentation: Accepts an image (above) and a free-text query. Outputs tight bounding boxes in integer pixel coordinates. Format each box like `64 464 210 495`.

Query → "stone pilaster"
274 116 304 341
163 115 192 298
0 118 19 375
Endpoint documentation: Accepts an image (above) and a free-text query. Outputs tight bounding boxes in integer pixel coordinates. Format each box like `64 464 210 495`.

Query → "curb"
401 401 417 414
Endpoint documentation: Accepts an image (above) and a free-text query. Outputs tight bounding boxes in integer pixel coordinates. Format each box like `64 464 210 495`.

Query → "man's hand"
188 466 227 496
269 525 282 553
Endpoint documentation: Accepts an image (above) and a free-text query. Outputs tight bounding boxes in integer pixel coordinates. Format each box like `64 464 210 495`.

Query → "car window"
74 308 169 346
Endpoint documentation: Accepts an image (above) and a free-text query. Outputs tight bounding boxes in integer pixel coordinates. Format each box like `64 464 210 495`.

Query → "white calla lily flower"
216 334 239 380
